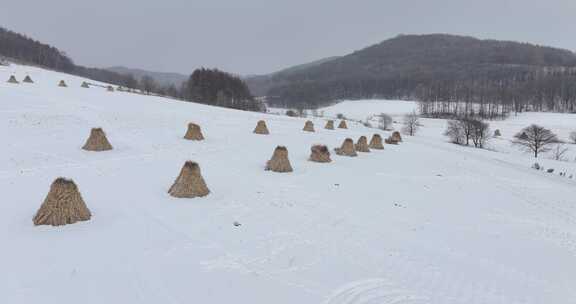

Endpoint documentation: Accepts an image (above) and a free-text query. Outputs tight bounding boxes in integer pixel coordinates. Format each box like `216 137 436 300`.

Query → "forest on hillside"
255 34 576 119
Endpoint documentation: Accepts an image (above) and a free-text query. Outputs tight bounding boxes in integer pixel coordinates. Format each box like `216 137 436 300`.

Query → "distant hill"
245 56 340 96
106 66 188 88
251 34 576 115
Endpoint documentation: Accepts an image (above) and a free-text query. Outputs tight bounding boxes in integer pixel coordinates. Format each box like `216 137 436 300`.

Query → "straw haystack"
385 136 399 145
334 138 357 157
391 131 402 142
33 178 91 226
82 128 113 151
309 144 331 163
23 75 34 83
58 80 68 87
303 120 315 132
107 85 115 92
338 120 348 129
325 120 335 130
7 75 19 84
369 134 384 150
355 136 371 152
265 146 293 172
253 120 270 135
168 161 210 198
81 82 90 88
184 123 205 141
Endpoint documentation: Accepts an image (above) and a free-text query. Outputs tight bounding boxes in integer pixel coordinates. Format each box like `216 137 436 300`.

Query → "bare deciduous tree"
569 131 576 144
470 120 490 148
444 118 490 148
512 124 560 158
401 111 420 136
140 75 157 95
378 113 393 130
551 144 569 161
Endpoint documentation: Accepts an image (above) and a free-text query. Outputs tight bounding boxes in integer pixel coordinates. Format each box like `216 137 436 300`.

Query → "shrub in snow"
532 163 541 170
378 113 393 130
401 111 420 136
547 168 555 173
285 110 298 117
570 131 576 144
494 129 501 137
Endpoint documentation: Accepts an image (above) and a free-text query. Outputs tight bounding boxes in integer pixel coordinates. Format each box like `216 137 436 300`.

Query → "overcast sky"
1 0 575 75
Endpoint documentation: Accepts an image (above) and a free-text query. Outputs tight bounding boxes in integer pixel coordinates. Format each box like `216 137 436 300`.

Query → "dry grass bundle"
168 161 210 198
334 138 357 157
325 120 335 130
338 120 348 129
107 85 115 92
391 131 402 142
23 75 34 83
303 120 315 132
82 128 113 151
253 120 270 135
309 144 331 163
7 75 19 84
355 136 371 152
266 146 293 172
58 80 68 87
184 123 205 141
369 134 384 149
385 136 399 145
33 178 91 226
81 82 90 88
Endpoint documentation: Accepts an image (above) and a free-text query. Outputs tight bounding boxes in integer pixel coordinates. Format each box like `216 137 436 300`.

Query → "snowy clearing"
1 64 576 304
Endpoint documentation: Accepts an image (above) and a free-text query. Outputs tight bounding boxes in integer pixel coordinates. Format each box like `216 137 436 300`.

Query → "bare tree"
444 120 465 144
402 111 420 136
470 120 490 148
551 144 569 161
444 118 490 148
378 113 393 130
140 75 157 95
512 124 560 158
569 131 576 144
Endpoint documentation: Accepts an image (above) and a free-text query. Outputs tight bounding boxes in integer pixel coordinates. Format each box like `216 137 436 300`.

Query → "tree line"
260 34 576 118
1 27 263 112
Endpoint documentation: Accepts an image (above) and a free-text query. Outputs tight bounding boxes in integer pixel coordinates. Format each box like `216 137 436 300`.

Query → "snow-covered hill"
2 64 576 304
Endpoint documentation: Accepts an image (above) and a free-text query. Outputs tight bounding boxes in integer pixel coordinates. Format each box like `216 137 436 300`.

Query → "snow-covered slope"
2 64 576 304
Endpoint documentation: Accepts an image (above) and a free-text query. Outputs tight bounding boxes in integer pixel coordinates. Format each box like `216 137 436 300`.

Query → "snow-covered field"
2 64 576 304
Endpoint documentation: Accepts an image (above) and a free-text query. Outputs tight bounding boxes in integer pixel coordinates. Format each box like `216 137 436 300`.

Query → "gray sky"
1 0 575 75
